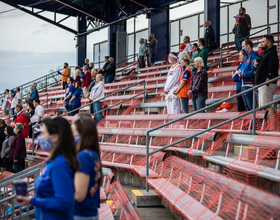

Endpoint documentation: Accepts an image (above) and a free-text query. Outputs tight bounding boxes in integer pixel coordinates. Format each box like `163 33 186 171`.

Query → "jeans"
71 104 81 116
192 96 206 112
241 86 253 111
180 97 189 113
73 216 98 220
13 158 25 173
105 75 114 84
90 102 94 115
10 108 15 117
93 101 104 123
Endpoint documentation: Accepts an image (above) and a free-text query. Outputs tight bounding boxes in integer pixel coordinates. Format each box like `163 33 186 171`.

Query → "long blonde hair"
74 69 82 79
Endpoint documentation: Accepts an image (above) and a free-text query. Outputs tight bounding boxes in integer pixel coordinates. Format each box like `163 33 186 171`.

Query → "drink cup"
13 179 28 202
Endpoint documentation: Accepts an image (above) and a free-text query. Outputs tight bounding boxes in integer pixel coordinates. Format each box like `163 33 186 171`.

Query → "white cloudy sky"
0 0 236 92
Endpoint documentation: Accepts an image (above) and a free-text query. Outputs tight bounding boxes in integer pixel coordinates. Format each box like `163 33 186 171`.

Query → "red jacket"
14 112 29 138
9 131 26 160
82 71 91 88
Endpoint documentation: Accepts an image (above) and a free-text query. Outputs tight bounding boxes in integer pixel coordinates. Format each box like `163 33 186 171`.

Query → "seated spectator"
163 53 183 114
70 81 83 116
104 57 116 84
14 104 29 138
99 56 110 75
16 117 78 219
88 74 104 123
72 114 102 220
74 66 82 84
10 123 26 173
188 57 208 112
58 63 71 89
174 58 192 113
25 83 39 103
1 126 15 172
27 102 35 138
63 77 75 114
82 65 91 97
240 39 258 111
232 49 247 112
2 89 10 117
89 62 94 72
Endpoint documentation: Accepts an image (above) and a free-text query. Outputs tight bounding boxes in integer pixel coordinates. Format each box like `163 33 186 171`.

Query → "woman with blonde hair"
74 66 82 84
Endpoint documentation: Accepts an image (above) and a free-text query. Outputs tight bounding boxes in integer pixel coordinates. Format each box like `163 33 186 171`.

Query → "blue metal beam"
77 15 87 66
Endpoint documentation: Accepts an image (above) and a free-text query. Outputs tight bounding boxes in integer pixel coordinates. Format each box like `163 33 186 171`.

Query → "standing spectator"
232 49 246 111
146 34 158 66
104 57 116 84
9 123 26 173
74 66 82 84
236 7 251 51
27 102 35 138
144 40 150 67
232 14 241 51
70 81 83 116
192 38 208 71
89 62 94 72
10 87 22 118
72 115 102 220
25 83 39 103
191 43 200 60
240 39 258 111
178 36 193 62
64 77 75 114
138 38 146 68
1 126 15 172
14 104 29 138
58 63 71 89
204 20 216 53
99 56 110 75
2 89 10 117
16 117 78 219
0 119 7 168
31 100 44 138
163 53 183 114
84 58 90 66
174 58 192 113
88 70 97 114
88 74 105 123
82 65 91 98
188 57 208 112
255 35 279 121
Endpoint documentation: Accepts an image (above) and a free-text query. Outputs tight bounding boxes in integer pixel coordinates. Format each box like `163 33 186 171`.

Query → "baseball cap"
234 14 241 18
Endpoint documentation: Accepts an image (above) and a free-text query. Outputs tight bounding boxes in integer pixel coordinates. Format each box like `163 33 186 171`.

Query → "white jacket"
89 81 104 102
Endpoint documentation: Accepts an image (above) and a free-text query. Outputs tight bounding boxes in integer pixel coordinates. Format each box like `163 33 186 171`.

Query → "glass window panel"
94 44 99 63
170 21 179 46
220 6 228 35
135 14 149 31
180 16 199 43
243 0 267 27
269 0 278 26
127 34 135 56
135 30 148 55
127 18 135 33
199 13 204 39
228 2 241 39
100 42 108 62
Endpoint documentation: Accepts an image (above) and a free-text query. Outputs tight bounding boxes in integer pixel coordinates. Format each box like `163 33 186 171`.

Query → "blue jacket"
240 50 258 86
29 88 39 102
232 64 243 91
30 154 75 220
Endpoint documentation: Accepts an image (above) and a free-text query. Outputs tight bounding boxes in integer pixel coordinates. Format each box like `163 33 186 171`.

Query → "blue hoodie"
232 63 243 91
240 50 259 87
30 154 75 220
29 88 39 102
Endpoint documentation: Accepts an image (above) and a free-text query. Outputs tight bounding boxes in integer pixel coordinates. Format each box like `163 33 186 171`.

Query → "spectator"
70 81 83 116
16 117 78 219
236 7 251 51
104 57 116 84
232 14 241 51
163 53 183 114
183 36 193 56
0 119 7 168
14 104 29 138
2 89 10 117
188 57 208 112
64 77 75 114
84 58 89 66
255 35 279 121
138 38 146 68
174 58 192 113
27 102 35 138
89 62 94 72
99 56 110 75
1 126 15 172
146 34 158 67
190 43 200 69
25 83 39 103
74 66 82 84
31 100 44 138
144 40 150 67
240 39 258 111
10 87 22 118
88 74 105 123
204 20 216 53
9 123 26 173
72 115 102 220
82 65 91 97
192 38 208 71
58 63 71 89
232 49 246 111
257 42 265 56
88 70 97 114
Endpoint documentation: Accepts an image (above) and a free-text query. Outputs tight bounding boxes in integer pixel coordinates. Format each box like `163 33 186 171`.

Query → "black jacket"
0 124 7 151
99 62 110 75
104 63 116 77
255 45 279 85
204 25 215 48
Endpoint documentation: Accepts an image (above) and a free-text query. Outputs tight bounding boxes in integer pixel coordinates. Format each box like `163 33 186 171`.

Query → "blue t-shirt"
65 85 75 104
72 88 83 106
74 150 101 217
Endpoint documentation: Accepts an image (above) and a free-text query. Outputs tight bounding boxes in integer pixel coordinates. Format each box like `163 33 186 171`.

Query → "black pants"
63 82 68 89
2 158 13 172
236 89 246 112
138 56 145 68
13 158 25 173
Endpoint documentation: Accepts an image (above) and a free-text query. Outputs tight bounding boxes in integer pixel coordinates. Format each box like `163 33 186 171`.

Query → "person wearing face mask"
14 104 29 138
25 83 39 103
163 52 183 114
9 123 26 173
70 81 83 116
16 117 79 219
138 38 146 68
71 114 102 220
145 34 158 67
57 62 71 89
1 126 15 172
27 102 35 138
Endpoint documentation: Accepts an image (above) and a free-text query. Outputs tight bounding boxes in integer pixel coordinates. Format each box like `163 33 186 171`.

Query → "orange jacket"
61 68 70 82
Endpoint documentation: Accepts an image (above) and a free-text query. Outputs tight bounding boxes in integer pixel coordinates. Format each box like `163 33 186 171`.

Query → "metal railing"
31 80 147 154
145 76 280 191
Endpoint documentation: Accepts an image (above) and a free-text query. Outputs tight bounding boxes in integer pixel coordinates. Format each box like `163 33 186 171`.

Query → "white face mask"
168 59 172 64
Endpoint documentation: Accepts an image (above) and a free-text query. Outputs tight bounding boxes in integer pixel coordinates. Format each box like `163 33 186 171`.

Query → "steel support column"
77 15 87 67
204 0 220 47
108 21 126 60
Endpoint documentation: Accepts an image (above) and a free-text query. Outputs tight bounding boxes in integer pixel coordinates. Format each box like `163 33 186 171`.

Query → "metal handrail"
145 76 280 191
31 80 147 154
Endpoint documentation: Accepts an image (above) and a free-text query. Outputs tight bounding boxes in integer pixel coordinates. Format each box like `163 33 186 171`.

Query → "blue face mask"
14 109 18 114
13 128 17 134
37 135 54 152
74 135 80 146
139 41 141 44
